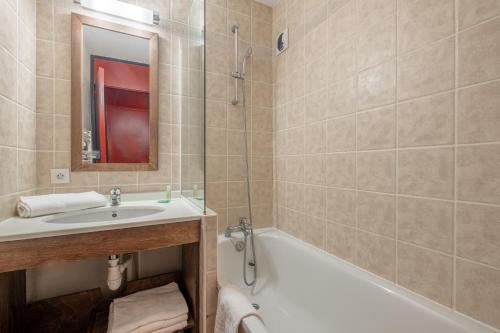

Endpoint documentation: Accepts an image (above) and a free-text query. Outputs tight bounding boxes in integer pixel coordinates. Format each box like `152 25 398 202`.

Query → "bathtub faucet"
224 217 252 238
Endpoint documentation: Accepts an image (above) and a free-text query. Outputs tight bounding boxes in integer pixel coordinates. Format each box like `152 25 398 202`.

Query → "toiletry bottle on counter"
165 185 172 202
193 184 199 199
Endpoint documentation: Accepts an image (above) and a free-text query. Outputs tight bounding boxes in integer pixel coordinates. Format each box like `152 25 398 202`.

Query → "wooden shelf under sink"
22 271 196 333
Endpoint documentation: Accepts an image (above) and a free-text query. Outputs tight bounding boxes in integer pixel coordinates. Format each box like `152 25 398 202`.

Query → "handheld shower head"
245 47 253 58
242 47 253 75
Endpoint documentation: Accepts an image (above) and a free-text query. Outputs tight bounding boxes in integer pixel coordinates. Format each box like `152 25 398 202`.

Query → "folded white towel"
108 303 187 333
214 285 262 333
16 191 108 218
107 282 189 333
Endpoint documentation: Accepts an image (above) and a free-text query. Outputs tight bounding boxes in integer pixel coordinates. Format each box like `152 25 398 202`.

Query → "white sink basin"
45 206 166 224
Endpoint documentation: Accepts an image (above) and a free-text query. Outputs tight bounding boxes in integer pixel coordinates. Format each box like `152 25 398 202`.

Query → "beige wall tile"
357 192 395 237
398 148 454 199
458 0 500 29
304 154 325 185
0 46 17 100
206 182 227 209
398 196 453 254
356 231 396 281
328 39 357 83
0 0 18 54
286 182 304 212
18 151 36 191
54 116 70 151
398 0 454 53
458 17 500 86
228 181 248 207
37 152 53 188
456 203 500 268
18 108 36 149
36 0 53 41
457 144 500 205
286 127 304 155
328 77 357 118
456 259 500 329
304 185 326 219
358 60 396 110
458 81 500 144
228 0 251 16
285 155 304 183
356 105 396 150
18 23 36 72
357 151 396 193
206 4 227 35
305 0 327 33
54 80 70 115
18 65 36 111
398 92 454 147
206 128 227 155
326 116 355 152
326 222 355 262
303 216 326 249
398 38 454 101
304 122 325 154
54 42 70 80
357 0 396 27
398 242 453 306
0 97 18 147
357 13 396 70
305 21 327 62
0 194 17 221
326 188 356 226
36 77 53 114
252 157 272 181
305 88 328 123
252 20 272 48
252 2 272 24
0 147 18 195
325 153 356 188
99 172 137 186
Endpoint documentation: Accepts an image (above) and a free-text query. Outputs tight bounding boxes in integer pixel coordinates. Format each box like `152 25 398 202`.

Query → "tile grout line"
452 0 459 311
394 0 400 285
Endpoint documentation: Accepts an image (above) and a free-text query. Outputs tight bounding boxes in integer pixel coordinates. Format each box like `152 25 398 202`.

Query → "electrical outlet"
50 169 70 184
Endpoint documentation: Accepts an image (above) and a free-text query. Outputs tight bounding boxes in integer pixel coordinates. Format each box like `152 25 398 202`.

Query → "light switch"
50 169 70 184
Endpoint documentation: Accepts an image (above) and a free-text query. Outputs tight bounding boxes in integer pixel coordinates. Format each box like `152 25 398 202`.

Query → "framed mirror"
71 14 159 171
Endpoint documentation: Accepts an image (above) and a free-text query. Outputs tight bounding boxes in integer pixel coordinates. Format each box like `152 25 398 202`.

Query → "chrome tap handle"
110 187 121 206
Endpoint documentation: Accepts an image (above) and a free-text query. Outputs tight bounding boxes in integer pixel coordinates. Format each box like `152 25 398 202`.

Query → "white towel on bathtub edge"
16 191 108 218
214 285 262 333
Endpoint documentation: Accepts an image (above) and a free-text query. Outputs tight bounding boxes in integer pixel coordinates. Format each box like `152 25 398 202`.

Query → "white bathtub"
218 228 499 333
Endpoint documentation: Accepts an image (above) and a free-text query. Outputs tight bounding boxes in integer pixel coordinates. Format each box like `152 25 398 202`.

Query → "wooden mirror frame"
71 13 159 171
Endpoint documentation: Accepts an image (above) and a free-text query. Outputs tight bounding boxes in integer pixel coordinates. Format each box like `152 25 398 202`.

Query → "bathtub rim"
218 227 500 333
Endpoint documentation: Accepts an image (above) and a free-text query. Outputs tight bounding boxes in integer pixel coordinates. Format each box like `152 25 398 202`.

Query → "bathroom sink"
45 206 165 224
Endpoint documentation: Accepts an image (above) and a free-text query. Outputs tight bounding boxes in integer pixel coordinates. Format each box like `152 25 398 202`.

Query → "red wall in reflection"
93 57 150 163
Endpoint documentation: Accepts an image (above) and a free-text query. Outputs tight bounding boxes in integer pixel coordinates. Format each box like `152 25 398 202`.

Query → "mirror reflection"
78 23 156 166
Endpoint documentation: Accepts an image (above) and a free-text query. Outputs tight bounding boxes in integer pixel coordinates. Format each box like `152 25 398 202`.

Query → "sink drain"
252 303 260 310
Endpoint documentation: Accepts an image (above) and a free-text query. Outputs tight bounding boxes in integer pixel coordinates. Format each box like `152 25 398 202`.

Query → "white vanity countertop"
0 198 204 242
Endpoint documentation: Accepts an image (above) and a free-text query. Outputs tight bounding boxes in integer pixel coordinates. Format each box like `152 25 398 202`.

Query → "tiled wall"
35 0 204 196
0 0 37 220
205 0 274 232
273 0 500 329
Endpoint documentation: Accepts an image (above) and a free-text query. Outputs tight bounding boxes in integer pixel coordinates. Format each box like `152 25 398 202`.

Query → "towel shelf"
21 270 198 333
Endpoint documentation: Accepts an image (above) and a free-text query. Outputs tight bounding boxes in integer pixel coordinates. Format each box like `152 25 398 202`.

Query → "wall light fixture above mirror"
74 0 160 25
71 14 159 171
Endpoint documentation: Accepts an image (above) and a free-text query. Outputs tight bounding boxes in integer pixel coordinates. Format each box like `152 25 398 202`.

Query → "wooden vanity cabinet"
0 220 202 333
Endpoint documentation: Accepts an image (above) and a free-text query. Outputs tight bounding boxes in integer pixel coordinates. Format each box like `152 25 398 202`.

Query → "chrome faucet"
110 187 121 206
225 217 252 238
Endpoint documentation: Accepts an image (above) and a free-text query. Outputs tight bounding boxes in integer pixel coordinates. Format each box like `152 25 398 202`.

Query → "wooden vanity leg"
0 270 26 333
182 243 200 333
